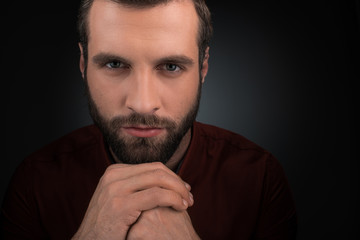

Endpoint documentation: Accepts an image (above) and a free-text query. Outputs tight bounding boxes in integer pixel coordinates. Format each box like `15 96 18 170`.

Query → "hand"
72 162 193 240
127 207 200 240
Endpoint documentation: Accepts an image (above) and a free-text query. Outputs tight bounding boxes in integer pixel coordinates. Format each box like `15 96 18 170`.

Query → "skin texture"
127 207 200 239
72 163 194 239
73 0 209 239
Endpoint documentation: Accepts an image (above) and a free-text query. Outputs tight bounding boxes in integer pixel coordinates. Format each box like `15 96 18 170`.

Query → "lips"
122 126 164 138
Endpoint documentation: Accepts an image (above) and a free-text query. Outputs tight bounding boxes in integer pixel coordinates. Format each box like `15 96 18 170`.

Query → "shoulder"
180 122 274 179
2 126 108 238
13 124 109 195
191 122 289 189
193 121 268 155
23 125 106 167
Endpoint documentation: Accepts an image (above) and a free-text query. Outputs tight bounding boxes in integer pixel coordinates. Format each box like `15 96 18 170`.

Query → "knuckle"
106 164 118 170
98 179 127 204
101 195 124 213
97 183 115 204
152 168 167 179
150 162 169 174
101 165 124 184
150 161 165 169
148 169 188 198
100 168 115 184
104 182 118 197
167 190 182 203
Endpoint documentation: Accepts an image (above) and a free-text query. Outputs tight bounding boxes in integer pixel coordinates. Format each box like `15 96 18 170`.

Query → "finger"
128 187 190 211
121 168 193 206
102 162 191 190
107 162 179 178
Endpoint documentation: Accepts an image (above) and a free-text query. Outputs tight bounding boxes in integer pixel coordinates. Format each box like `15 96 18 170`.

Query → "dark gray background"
3 0 359 239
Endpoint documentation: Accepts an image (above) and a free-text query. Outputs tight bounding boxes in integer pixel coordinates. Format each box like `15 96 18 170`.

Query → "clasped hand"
72 162 199 240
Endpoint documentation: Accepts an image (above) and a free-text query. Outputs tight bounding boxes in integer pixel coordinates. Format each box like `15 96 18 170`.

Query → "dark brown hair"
77 0 213 66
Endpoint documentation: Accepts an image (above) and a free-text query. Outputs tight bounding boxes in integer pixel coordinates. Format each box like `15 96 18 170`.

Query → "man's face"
80 0 209 164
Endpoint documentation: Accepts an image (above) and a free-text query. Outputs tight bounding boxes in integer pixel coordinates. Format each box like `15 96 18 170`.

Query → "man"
1 0 297 239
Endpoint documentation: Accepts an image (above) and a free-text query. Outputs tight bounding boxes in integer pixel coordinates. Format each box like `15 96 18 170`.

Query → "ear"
200 47 210 84
78 43 85 79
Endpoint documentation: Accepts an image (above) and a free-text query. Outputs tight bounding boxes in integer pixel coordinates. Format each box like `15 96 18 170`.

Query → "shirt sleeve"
254 154 298 239
1 160 47 239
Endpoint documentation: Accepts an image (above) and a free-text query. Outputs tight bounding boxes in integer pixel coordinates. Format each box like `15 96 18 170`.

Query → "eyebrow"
92 52 195 66
92 53 132 66
155 55 195 66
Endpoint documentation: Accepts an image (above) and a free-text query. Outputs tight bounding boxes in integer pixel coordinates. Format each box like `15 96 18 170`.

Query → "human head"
77 0 213 68
77 0 212 165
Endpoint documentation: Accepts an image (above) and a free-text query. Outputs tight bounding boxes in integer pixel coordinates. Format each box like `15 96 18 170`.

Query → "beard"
84 75 201 165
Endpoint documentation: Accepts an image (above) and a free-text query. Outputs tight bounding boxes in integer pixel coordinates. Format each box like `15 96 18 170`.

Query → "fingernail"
189 192 194 205
183 199 189 207
185 182 191 191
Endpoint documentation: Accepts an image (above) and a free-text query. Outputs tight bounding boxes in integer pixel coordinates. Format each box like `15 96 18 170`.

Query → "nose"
125 69 161 115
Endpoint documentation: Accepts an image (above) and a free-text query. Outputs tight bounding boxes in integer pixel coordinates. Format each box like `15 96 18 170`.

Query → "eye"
105 61 125 69
165 63 180 72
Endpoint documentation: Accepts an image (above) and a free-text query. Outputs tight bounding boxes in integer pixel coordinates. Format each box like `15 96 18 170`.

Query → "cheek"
86 67 124 118
161 77 200 122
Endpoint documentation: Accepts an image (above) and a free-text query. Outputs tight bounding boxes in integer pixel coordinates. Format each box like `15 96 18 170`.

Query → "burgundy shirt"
1 122 297 239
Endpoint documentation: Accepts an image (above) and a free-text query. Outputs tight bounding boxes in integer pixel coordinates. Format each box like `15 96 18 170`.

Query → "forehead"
87 0 199 60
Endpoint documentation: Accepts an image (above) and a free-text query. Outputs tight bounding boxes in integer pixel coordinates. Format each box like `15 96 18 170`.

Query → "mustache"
110 113 177 129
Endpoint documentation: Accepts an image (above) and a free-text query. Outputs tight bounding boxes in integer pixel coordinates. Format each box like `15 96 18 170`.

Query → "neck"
165 128 192 171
